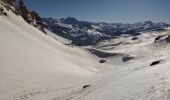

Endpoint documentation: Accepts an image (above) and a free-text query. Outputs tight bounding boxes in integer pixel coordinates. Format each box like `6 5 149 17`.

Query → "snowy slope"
0 4 106 100
81 30 170 100
1 3 170 100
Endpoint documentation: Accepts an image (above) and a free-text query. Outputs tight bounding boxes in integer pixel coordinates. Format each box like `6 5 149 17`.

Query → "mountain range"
1 0 170 100
43 17 169 46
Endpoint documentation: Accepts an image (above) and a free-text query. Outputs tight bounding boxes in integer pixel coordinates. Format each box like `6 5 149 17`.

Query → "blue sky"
24 0 170 23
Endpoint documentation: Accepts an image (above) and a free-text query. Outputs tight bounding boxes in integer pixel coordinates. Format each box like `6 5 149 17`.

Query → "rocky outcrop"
1 0 46 34
150 60 163 66
165 35 170 42
122 55 134 62
17 0 46 33
0 6 7 16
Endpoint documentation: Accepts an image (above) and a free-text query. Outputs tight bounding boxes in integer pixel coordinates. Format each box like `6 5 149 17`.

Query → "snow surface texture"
0 5 105 100
1 3 170 100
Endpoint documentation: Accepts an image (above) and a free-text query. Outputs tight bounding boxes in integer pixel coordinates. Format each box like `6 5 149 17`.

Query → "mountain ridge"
43 17 170 46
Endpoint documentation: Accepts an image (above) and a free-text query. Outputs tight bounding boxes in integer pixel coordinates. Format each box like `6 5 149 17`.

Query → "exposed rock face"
18 0 31 23
30 11 46 33
1 0 46 34
2 0 15 6
0 6 7 16
17 0 46 33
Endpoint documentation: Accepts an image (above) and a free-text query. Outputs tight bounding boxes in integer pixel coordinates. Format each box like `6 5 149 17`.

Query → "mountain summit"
60 17 80 25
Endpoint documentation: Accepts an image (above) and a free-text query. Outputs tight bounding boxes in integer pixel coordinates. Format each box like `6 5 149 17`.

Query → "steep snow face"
0 4 107 100
0 4 104 75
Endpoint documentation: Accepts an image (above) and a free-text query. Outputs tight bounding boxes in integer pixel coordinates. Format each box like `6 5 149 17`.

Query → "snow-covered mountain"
2 0 170 100
43 17 106 46
43 17 169 46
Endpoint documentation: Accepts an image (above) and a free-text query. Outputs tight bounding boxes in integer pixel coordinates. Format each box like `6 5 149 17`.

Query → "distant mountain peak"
60 17 79 25
43 17 60 23
61 17 78 21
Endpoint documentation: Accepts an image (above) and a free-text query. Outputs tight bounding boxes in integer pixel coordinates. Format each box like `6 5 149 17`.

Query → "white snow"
0 5 105 100
87 29 102 36
1 3 170 100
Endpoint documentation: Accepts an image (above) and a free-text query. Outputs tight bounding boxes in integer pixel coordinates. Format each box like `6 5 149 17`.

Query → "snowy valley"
1 0 170 100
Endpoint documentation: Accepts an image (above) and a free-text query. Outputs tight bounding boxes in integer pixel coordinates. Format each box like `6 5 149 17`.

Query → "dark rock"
83 85 91 89
131 37 138 40
155 36 162 42
150 60 162 66
6 0 16 6
99 59 106 63
0 7 7 16
166 35 170 42
122 55 134 62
